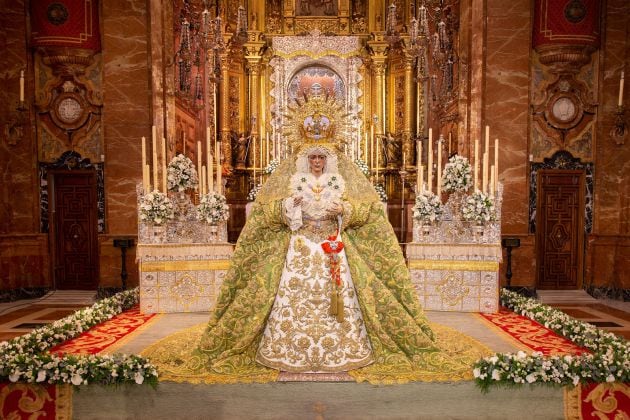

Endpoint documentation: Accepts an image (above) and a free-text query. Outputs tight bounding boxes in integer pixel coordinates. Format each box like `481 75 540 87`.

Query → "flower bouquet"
264 159 280 175
197 192 230 225
374 184 388 202
461 190 495 223
441 154 472 193
354 158 370 177
167 154 198 192
412 192 443 223
139 191 175 225
247 183 263 201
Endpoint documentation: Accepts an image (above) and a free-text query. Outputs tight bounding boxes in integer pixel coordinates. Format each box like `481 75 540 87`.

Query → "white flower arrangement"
197 192 230 224
473 289 630 392
167 154 198 192
441 154 472 193
247 183 262 201
374 184 388 202
264 159 280 174
412 192 443 222
139 190 175 225
0 288 158 386
461 190 495 223
354 158 370 177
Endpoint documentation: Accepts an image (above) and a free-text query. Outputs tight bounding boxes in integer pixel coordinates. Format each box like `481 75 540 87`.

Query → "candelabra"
384 1 458 109
610 105 627 145
5 98 28 146
175 0 232 110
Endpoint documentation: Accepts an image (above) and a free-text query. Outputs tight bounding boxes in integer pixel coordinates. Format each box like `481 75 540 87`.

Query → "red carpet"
49 306 156 355
479 309 590 355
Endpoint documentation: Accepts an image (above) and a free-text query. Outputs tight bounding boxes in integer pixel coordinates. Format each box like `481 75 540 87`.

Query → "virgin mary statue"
143 98 489 384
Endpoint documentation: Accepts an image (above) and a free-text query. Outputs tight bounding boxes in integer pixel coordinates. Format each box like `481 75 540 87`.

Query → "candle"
141 137 147 191
403 151 406 168
364 132 368 162
162 137 167 192
144 164 151 191
494 138 499 194
201 165 207 195
216 141 222 194
197 141 202 193
376 135 379 179
489 165 495 198
370 125 374 168
152 127 158 192
206 128 211 191
19 70 24 103
427 128 433 193
208 153 213 193
252 135 256 181
448 132 452 155
481 152 488 194
437 136 442 196
473 138 479 191
485 125 490 155
266 132 270 167
419 165 424 194
416 140 422 188
617 71 624 106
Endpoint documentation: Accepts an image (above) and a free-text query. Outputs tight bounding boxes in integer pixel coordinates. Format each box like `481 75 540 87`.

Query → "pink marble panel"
101 0 151 235
486 0 532 236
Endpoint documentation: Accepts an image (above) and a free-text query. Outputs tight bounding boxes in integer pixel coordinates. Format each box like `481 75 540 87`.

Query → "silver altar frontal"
406 187 503 313
137 242 233 313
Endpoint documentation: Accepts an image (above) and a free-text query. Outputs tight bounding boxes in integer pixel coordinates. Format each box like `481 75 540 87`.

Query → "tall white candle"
364 132 368 162
152 127 158 192
162 137 167 192
266 132 270 167
473 138 479 191
419 165 424 194
427 128 433 194
252 135 256 181
485 125 490 155
437 136 442 196
216 141 222 194
617 71 624 106
19 70 24 103
416 140 422 188
197 141 203 193
376 136 379 179
183 131 186 155
141 137 147 191
370 125 374 168
201 165 207 195
144 164 151 191
448 132 452 155
489 165 495 198
494 138 499 194
208 153 213 193
481 152 488 194
206 127 211 190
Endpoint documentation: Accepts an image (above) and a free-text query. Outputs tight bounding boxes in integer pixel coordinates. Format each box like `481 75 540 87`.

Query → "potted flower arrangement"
413 192 443 223
197 192 230 241
167 154 198 192
441 154 473 193
461 190 495 227
167 153 198 219
139 190 174 242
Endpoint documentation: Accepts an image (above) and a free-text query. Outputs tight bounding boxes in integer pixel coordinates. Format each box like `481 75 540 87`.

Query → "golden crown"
282 92 350 153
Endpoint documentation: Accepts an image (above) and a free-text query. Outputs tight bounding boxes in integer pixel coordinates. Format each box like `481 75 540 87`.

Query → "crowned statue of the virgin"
143 94 490 383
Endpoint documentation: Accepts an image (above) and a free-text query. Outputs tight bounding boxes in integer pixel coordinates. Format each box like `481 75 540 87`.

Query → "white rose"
71 373 84 385
491 370 501 381
36 370 47 382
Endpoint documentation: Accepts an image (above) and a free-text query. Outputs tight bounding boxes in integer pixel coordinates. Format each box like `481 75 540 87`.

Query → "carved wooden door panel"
536 170 585 289
51 171 98 289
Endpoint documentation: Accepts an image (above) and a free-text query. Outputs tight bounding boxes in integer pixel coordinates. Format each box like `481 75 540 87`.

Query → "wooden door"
536 170 585 289
50 171 99 289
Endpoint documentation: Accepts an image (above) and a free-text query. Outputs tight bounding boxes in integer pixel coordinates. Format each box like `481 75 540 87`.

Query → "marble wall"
97 0 153 287
588 0 630 289
0 1 48 289
484 0 534 286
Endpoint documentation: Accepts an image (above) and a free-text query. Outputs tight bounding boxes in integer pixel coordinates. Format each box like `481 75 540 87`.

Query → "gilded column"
244 34 266 170
368 37 389 173
219 47 232 175
403 52 415 170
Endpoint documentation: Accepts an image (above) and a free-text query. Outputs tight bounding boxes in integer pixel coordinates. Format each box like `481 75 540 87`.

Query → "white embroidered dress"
256 172 373 372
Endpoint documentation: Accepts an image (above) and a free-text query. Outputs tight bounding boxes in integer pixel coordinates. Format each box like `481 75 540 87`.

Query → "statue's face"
308 154 327 175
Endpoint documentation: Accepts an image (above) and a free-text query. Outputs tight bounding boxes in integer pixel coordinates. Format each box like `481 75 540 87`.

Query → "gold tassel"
329 286 338 315
336 289 344 323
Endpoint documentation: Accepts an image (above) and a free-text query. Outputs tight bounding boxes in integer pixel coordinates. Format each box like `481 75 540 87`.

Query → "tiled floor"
0 290 627 343
0 291 95 342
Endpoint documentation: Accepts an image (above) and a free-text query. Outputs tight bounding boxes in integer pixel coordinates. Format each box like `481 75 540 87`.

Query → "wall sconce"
611 105 627 145
4 69 28 146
